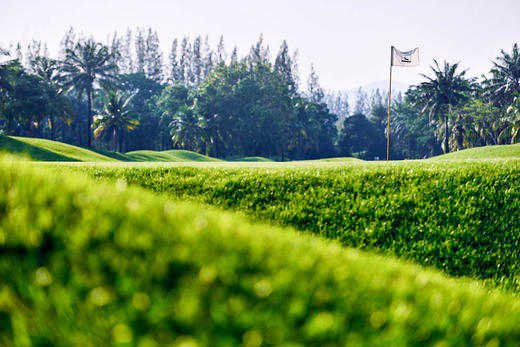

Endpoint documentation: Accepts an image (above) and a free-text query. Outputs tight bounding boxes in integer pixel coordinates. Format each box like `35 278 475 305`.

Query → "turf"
228 156 275 162
3 158 520 345
431 143 520 160
0 135 222 162
124 149 222 162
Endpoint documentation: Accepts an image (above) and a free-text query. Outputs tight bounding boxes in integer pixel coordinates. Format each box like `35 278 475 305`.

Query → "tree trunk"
50 115 55 141
444 115 449 153
87 87 93 148
113 128 118 152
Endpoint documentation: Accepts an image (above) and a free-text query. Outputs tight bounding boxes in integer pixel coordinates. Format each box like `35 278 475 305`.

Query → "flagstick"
387 55 393 161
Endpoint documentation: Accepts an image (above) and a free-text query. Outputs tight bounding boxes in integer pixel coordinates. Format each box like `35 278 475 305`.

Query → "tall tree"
169 104 207 152
190 36 202 86
353 87 369 116
216 35 227 65
168 38 180 83
61 39 118 147
248 34 270 65
59 27 76 60
410 60 473 153
202 35 214 81
307 63 324 103
179 37 191 86
483 43 520 108
120 28 134 74
135 28 146 74
275 40 297 94
230 46 238 63
93 90 138 151
32 56 74 140
144 28 163 82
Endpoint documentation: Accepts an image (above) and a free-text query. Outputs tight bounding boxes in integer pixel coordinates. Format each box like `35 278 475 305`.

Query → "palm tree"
497 95 520 144
32 56 74 140
169 104 207 152
483 44 520 108
93 91 138 152
410 60 473 153
61 39 118 147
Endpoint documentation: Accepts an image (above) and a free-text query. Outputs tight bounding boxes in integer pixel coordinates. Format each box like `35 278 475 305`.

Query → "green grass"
124 149 222 162
228 156 275 162
3 158 520 345
431 143 520 160
0 135 222 163
7 136 120 162
69 160 520 291
0 135 84 161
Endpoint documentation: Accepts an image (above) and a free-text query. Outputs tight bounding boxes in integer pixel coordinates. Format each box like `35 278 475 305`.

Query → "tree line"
1 28 520 160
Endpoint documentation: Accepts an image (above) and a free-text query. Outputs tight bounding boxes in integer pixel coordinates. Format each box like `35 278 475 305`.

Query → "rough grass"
68 159 520 291
3 158 520 345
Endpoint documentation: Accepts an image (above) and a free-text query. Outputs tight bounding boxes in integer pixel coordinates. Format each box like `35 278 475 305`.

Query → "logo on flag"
391 46 419 67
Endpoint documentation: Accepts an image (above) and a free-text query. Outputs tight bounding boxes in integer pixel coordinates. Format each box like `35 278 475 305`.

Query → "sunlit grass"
3 158 520 345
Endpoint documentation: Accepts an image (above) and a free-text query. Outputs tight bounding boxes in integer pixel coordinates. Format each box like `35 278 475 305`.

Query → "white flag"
391 46 419 67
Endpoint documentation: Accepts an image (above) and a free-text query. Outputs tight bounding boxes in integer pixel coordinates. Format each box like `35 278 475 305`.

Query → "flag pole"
387 47 393 161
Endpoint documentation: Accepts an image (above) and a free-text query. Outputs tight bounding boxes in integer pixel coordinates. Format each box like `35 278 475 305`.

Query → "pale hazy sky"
1 0 520 91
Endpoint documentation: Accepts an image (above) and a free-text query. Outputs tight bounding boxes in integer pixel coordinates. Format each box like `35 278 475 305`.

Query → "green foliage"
410 60 474 153
338 113 386 159
4 159 520 345
76 160 520 291
93 90 139 152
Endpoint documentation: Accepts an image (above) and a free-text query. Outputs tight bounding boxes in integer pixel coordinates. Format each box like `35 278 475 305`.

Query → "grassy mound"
316 157 363 162
4 136 119 162
75 160 520 291
431 143 520 160
0 136 222 162
125 149 222 162
3 160 520 345
229 156 275 162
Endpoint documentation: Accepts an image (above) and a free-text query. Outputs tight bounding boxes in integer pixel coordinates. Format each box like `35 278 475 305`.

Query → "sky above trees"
1 0 520 91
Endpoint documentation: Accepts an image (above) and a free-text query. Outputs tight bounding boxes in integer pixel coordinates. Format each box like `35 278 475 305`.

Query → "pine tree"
144 28 163 82
307 63 324 103
14 43 23 63
190 36 202 86
135 28 146 74
168 38 180 82
178 37 190 85
202 35 214 80
216 35 227 65
275 40 296 94
121 28 134 74
59 27 76 59
25 40 44 70
179 37 193 86
248 34 270 64
109 32 124 72
354 87 369 116
230 46 238 63
291 49 300 92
